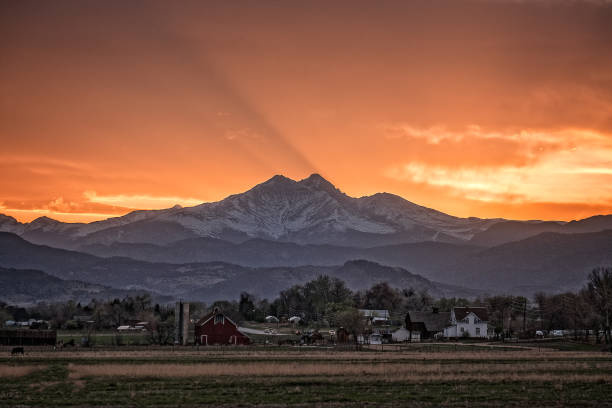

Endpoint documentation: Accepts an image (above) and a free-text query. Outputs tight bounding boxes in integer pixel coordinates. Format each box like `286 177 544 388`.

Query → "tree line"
2 267 610 344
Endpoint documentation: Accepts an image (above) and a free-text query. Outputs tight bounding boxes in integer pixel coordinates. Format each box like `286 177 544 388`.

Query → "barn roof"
407 311 451 332
195 309 239 328
453 307 488 322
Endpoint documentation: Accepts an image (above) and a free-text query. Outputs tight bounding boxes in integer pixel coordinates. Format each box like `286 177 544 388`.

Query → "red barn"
194 308 251 345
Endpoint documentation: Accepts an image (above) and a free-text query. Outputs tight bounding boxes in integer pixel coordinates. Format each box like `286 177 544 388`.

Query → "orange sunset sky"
1 0 611 223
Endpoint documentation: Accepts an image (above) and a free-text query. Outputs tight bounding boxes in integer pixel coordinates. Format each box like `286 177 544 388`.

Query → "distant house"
265 316 279 323
359 309 391 325
194 308 251 345
443 307 489 338
117 323 147 332
405 308 450 340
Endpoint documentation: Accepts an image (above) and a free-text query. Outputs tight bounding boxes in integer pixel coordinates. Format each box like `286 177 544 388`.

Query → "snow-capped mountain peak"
0 174 500 248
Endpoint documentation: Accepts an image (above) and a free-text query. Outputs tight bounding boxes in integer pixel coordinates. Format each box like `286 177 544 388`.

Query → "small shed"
392 327 421 342
194 308 251 345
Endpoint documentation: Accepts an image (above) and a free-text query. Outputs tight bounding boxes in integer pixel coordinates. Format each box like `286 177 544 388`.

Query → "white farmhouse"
444 307 489 338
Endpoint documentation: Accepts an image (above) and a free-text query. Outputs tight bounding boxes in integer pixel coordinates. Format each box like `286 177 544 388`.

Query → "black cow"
11 347 24 355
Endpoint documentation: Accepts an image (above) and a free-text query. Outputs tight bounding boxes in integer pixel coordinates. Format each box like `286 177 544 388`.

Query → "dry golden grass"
67 361 612 383
0 365 45 377
25 348 611 361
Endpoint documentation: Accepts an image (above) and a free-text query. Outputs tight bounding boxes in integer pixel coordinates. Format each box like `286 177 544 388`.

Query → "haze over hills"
0 232 479 302
78 237 481 275
1 227 610 296
77 230 612 294
469 215 612 247
0 267 162 306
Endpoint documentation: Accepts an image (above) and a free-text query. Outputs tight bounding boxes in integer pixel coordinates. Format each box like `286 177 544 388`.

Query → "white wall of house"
444 325 457 338
392 327 421 342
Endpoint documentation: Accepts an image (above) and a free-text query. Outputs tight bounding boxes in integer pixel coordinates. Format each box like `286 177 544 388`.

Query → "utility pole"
502 308 508 342
501 308 505 341
523 298 527 334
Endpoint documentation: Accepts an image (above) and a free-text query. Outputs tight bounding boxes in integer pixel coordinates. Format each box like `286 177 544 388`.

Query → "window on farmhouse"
460 327 464 333
476 327 481 336
214 314 224 324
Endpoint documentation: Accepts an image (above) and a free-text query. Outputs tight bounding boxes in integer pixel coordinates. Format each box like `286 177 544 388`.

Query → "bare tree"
587 267 612 344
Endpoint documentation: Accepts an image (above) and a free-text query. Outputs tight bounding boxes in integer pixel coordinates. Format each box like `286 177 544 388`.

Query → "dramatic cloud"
83 192 202 210
1 0 611 222
385 127 612 207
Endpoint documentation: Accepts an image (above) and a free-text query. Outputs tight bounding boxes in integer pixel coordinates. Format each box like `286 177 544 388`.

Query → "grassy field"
1 345 611 407
57 331 150 346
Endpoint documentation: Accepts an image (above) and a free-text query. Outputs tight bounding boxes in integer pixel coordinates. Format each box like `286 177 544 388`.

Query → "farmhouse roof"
407 311 451 332
453 307 488 322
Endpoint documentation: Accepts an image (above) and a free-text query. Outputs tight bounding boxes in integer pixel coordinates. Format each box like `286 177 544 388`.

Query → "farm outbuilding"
194 308 250 345
392 327 421 342
405 308 451 339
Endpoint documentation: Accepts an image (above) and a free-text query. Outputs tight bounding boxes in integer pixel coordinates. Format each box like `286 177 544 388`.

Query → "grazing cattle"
11 347 24 355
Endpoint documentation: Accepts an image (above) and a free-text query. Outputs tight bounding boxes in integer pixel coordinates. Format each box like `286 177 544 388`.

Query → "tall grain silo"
174 301 190 345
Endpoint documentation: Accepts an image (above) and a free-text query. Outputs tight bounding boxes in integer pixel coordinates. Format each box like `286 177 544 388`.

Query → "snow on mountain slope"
0 174 503 248
358 193 500 239
171 175 396 239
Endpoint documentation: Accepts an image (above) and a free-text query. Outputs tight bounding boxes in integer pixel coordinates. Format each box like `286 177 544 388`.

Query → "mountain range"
2 174 611 251
0 174 502 249
0 174 611 301
0 232 479 304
